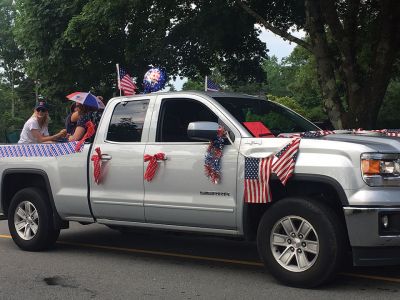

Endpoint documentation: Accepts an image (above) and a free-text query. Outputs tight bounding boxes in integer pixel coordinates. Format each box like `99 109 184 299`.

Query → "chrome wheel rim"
14 201 39 241
270 215 319 272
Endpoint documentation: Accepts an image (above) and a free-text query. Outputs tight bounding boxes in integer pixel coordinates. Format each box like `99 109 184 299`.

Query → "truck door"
89 97 152 222
143 95 240 229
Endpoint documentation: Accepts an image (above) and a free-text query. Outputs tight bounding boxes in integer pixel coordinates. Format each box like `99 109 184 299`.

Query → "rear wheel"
257 197 345 288
8 188 60 251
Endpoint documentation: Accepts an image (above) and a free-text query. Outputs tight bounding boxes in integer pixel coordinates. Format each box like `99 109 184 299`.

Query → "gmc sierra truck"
1 91 400 288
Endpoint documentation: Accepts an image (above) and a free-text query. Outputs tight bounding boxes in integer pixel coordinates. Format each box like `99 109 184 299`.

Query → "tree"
14 0 267 103
239 0 400 129
0 0 24 118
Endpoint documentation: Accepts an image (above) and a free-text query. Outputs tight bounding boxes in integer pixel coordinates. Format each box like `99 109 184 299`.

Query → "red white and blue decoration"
0 121 96 158
244 156 273 203
91 147 103 184
0 141 84 158
279 129 400 138
143 67 167 93
206 76 220 92
204 127 226 184
271 138 301 185
278 130 335 138
369 129 400 137
144 153 166 181
118 65 137 96
66 92 105 110
244 138 301 204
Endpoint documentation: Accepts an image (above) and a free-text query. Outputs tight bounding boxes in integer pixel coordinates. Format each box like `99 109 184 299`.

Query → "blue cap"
35 101 48 111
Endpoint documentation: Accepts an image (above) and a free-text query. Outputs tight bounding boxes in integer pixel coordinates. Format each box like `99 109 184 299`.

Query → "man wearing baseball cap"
18 101 67 144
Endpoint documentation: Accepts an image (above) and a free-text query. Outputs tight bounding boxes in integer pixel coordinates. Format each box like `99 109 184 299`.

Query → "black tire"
8 187 60 251
257 197 346 288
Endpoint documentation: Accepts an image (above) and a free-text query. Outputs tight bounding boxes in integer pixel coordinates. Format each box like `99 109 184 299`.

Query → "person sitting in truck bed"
68 103 91 141
18 101 67 144
65 102 78 136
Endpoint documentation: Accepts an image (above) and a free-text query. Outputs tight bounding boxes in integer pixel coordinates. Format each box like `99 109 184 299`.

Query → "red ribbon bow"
91 147 102 184
75 121 96 152
144 153 166 181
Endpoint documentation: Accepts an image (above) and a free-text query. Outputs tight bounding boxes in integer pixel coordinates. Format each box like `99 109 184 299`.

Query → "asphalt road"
1 220 400 299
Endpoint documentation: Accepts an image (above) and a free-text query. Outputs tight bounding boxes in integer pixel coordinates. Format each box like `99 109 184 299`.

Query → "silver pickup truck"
1 91 400 288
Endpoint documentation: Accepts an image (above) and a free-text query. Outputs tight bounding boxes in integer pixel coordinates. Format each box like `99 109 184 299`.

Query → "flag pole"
116 64 122 96
205 75 207 92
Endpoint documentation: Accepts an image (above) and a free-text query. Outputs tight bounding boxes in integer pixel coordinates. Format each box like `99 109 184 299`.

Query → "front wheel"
8 188 60 251
257 197 346 288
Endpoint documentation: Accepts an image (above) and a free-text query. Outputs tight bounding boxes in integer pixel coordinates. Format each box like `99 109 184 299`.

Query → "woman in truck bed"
18 101 66 144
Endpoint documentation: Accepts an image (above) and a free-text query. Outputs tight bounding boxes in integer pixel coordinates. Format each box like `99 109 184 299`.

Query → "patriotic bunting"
204 127 226 184
0 141 84 158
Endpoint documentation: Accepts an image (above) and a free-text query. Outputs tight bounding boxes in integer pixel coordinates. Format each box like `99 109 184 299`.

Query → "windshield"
212 96 319 137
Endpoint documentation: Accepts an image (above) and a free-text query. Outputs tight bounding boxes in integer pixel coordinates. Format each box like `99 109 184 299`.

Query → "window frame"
147 94 240 144
156 98 221 143
104 99 151 144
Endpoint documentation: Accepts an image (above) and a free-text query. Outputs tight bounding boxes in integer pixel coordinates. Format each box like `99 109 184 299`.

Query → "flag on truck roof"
205 76 220 92
117 65 137 96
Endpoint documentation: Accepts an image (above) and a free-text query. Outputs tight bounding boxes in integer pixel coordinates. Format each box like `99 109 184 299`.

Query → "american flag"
278 130 335 138
301 130 335 138
206 77 220 92
244 156 273 203
272 138 301 185
118 66 137 96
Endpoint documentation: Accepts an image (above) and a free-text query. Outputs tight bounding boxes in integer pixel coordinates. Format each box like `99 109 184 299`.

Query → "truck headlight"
361 153 400 186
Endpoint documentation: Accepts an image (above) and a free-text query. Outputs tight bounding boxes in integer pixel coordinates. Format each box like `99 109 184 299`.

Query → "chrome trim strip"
144 203 234 213
361 153 400 160
97 219 240 236
64 216 95 223
343 207 400 214
92 200 143 207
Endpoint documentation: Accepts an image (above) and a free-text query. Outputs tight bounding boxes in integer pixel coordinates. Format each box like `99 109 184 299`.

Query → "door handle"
101 154 112 161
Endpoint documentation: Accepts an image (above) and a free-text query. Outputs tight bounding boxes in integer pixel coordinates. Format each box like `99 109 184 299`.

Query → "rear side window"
106 100 149 142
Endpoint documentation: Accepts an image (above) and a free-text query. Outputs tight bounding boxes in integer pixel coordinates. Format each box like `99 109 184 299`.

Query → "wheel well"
1 171 68 229
243 178 348 242
2 173 49 215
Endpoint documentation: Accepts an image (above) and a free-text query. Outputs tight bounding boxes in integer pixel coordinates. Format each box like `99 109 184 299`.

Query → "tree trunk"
305 0 344 129
320 0 400 129
239 0 400 129
11 70 15 119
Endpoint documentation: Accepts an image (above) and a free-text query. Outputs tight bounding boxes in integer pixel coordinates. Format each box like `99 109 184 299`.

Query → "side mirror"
187 121 220 141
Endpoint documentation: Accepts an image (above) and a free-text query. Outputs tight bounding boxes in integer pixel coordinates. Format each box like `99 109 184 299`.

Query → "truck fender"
1 168 68 230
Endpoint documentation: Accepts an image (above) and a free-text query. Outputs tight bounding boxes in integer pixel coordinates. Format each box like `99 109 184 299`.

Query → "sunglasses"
36 108 47 112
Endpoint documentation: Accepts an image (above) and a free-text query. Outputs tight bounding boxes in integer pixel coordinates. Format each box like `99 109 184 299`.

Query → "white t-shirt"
18 117 49 144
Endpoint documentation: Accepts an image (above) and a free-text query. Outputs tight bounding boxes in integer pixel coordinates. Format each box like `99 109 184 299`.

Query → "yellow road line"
57 240 264 267
2 234 400 284
340 272 400 284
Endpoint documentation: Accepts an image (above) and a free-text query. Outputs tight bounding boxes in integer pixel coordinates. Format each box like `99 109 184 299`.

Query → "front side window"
212 97 319 136
157 98 218 142
106 100 149 142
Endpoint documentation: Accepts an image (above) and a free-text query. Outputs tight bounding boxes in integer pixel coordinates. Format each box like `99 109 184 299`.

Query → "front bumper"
344 207 400 266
